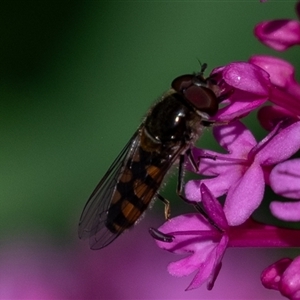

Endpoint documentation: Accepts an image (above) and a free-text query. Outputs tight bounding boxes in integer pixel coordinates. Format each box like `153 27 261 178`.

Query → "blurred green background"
0 0 297 259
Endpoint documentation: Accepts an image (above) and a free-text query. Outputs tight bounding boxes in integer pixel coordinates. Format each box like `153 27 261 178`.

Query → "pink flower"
250 56 300 129
152 185 300 291
254 20 300 51
262 257 300 299
269 158 300 222
209 62 270 122
185 120 300 226
150 1 300 297
153 184 229 291
254 1 300 51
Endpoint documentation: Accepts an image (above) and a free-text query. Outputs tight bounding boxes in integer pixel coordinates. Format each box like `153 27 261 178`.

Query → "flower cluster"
151 1 300 299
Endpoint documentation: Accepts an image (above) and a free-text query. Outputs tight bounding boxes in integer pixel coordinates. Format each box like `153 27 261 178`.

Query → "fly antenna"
197 58 207 75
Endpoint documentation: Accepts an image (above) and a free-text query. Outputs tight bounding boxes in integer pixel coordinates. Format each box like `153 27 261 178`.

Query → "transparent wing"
78 130 141 249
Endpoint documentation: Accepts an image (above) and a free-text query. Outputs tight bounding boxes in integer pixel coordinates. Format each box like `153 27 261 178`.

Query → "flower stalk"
227 221 300 248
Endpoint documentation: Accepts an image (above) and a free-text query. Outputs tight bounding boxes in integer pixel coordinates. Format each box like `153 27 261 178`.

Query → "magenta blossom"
154 184 229 291
250 55 300 130
262 257 300 299
150 1 300 298
153 184 300 291
185 120 300 226
269 158 300 222
254 1 300 51
209 62 270 122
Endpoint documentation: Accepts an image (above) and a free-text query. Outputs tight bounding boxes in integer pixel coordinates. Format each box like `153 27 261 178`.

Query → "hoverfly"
78 63 222 250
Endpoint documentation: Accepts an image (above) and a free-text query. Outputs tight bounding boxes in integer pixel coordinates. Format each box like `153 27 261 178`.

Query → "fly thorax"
143 93 198 146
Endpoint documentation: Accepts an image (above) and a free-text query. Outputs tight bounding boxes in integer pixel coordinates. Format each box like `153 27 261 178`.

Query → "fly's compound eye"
171 74 194 92
172 74 219 116
184 85 219 116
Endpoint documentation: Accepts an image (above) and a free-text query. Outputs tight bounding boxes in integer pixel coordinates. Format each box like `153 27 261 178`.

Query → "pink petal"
186 235 228 291
249 55 295 88
280 256 300 299
221 62 270 95
213 120 257 154
270 201 300 222
187 148 233 176
257 105 298 131
206 235 228 290
155 214 228 290
254 121 300 165
270 159 300 199
200 184 229 229
254 20 300 51
211 62 270 121
250 56 300 115
215 91 268 121
167 242 216 277
185 248 217 290
224 163 264 226
155 214 212 252
185 172 238 202
261 258 292 290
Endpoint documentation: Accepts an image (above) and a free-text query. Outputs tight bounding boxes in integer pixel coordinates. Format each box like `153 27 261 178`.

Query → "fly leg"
155 148 206 221
150 150 219 244
148 227 174 242
149 195 173 243
176 151 198 205
157 193 170 220
177 151 221 231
